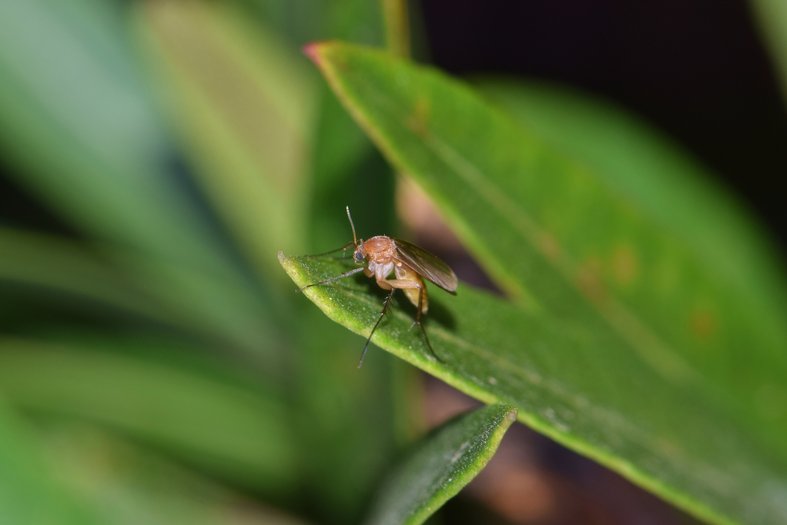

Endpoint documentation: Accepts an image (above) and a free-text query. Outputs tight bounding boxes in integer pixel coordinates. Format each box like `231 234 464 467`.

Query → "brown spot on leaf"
538 233 561 262
406 96 431 138
689 307 717 342
611 244 638 287
576 257 607 303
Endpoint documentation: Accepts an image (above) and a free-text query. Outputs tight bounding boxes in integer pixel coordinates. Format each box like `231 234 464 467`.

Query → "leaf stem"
382 0 410 58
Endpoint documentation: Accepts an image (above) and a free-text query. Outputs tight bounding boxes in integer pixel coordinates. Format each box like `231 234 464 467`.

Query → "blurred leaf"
138 0 313 276
0 227 163 320
281 0 385 245
286 41 787 524
0 0 204 261
364 404 517 525
381 0 410 58
137 5 411 522
41 425 308 525
0 228 285 357
751 0 787 103
0 337 296 495
308 85 377 244
240 0 384 49
292 307 405 523
0 401 98 525
0 0 277 355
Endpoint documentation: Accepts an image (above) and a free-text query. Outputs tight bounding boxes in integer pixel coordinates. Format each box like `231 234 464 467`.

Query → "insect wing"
393 239 458 293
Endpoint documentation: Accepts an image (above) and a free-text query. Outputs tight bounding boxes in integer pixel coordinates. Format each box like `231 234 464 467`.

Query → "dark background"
420 0 787 252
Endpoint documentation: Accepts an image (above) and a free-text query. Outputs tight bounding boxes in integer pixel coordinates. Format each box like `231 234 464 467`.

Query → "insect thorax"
362 236 397 263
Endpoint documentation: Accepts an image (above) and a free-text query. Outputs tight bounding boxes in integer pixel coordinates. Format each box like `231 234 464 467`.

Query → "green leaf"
474 78 786 309
39 425 309 525
0 228 164 320
751 0 787 102
364 403 517 525
0 336 297 494
292 307 407 523
244 0 384 49
0 402 99 525
0 0 207 261
280 251 787 524
138 0 313 275
287 41 787 524
0 0 277 355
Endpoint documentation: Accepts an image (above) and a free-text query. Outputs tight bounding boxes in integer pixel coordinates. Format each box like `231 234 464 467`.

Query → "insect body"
303 207 458 367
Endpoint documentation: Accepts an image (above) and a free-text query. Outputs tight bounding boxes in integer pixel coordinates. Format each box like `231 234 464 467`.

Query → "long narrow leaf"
0 337 297 494
288 41 787 524
751 0 787 102
364 404 517 525
0 228 163 320
0 0 277 354
0 402 99 524
138 0 313 275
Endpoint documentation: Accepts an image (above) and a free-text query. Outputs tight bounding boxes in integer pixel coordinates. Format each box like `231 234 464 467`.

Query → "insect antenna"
345 205 358 246
303 206 359 259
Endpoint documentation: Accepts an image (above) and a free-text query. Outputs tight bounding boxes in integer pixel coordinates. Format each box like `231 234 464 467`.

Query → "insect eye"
354 251 364 263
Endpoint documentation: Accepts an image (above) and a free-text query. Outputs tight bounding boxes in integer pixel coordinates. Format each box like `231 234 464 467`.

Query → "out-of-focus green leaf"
0 401 98 525
0 0 208 262
0 228 162 320
0 0 277 356
136 5 409 523
308 85 377 244
242 0 384 49
0 228 282 356
291 42 787 524
138 0 313 276
0 337 296 495
286 0 385 245
292 307 404 523
40 425 308 525
751 0 787 102
364 404 517 525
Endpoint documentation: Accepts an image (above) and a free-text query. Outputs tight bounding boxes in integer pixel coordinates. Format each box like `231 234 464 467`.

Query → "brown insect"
302 206 458 367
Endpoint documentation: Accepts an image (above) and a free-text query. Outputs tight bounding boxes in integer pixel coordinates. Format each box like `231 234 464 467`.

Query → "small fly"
302 206 458 367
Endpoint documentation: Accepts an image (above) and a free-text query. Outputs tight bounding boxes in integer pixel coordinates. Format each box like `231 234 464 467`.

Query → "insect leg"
304 241 355 258
379 278 442 363
300 266 365 292
415 286 442 363
358 288 396 368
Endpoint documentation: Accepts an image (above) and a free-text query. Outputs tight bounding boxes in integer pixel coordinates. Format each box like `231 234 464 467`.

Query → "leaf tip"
302 41 328 66
277 250 293 273
504 406 518 425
